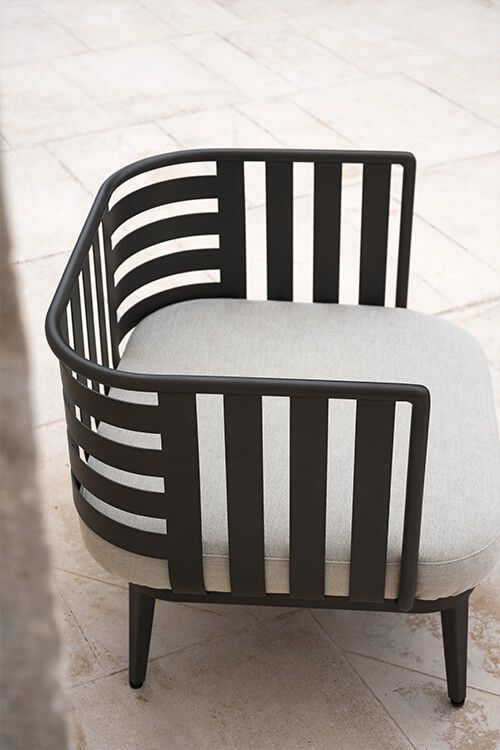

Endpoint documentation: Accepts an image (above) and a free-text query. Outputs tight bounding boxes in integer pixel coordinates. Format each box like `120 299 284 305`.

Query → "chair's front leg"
129 584 156 689
440 591 470 707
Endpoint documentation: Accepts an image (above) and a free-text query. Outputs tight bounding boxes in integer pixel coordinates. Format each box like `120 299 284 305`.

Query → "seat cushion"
81 299 500 600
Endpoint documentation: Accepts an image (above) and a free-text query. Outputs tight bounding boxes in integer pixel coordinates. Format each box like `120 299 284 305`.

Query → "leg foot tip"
129 681 143 689
450 698 465 707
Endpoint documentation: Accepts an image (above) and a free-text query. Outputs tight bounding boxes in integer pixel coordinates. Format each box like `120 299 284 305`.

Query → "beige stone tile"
313 565 500 696
237 97 353 149
47 122 178 195
172 32 295 98
143 0 242 33
0 62 115 146
39 0 174 50
408 273 453 315
348 653 500 750
442 302 500 369
410 58 500 127
293 74 500 167
56 584 108 687
369 0 500 61
56 569 260 683
415 153 500 273
286 10 452 77
214 0 296 22
410 214 500 308
3 145 90 262
52 40 241 123
159 106 280 150
15 252 68 426
72 611 411 749
0 0 85 68
221 22 361 90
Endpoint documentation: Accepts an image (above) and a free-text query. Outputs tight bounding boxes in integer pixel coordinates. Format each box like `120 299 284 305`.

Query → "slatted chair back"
47 149 428 613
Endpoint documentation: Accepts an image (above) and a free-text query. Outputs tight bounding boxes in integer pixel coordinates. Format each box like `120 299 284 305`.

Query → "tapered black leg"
441 592 470 707
129 584 156 689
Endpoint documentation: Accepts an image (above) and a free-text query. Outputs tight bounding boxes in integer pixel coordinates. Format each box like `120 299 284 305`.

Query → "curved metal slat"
114 213 220 268
115 248 220 306
108 175 220 233
65 405 163 476
116 281 222 341
69 443 166 518
72 477 169 559
61 365 162 432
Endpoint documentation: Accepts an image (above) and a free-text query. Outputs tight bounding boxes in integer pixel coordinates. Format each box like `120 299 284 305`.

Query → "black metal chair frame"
46 148 470 706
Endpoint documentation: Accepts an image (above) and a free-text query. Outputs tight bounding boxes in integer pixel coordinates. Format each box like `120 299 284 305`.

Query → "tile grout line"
12 249 70 267
58 586 100 661
69 607 301 691
343 649 500 699
54 566 129 591
230 105 285 146
417 148 500 171
403 72 500 130
411 272 455 309
214 30 298 91
44 144 93 196
412 209 500 275
308 611 417 750
32 0 93 53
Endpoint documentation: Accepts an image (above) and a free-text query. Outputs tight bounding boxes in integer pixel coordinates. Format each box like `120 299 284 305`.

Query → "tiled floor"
3 0 499 747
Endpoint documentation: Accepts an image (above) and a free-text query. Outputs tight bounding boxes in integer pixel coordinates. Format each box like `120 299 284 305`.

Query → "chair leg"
440 593 470 707
129 584 156 689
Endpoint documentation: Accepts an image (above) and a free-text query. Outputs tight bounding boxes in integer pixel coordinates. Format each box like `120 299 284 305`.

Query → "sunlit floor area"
3 0 500 747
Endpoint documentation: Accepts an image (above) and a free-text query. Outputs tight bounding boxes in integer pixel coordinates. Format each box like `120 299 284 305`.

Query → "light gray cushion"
81 299 500 600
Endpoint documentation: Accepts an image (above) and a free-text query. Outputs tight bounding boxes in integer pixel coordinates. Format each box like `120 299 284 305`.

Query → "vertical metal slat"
82 256 99 392
224 395 265 596
217 161 246 298
349 400 395 603
289 396 329 600
266 161 293 301
395 159 416 308
92 235 110 370
313 162 342 303
159 393 205 595
359 163 391 306
70 281 91 428
101 211 120 367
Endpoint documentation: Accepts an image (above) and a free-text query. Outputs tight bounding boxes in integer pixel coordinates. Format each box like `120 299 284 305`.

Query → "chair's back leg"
440 591 470 706
129 584 156 689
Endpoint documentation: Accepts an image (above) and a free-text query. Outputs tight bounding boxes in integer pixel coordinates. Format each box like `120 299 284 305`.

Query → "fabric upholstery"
81 299 500 600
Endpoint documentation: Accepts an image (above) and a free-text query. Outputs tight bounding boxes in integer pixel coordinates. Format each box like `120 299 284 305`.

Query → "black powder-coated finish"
45 148 469 705
224 395 266 597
